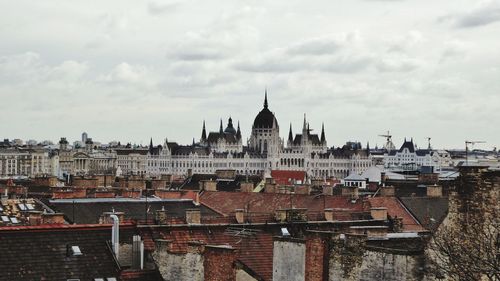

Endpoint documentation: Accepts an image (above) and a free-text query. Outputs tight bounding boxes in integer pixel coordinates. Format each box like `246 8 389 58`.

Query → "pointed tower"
264 88 268 109
288 123 293 144
219 119 224 135
320 123 326 144
149 137 154 154
236 121 242 140
201 120 207 142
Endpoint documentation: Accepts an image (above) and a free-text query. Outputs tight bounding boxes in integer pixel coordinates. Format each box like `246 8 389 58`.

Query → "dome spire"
264 89 268 109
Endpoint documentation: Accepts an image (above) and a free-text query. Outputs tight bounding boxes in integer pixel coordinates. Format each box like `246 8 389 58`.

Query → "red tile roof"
367 197 424 232
271 170 306 185
200 191 365 220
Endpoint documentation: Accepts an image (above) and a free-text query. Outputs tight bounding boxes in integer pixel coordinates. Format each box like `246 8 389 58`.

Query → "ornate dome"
224 117 237 135
253 92 278 128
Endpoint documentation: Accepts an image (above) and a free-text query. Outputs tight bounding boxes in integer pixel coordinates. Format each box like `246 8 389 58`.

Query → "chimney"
322 185 333 196
264 183 277 193
155 206 168 224
186 209 201 224
324 208 334 222
100 211 125 224
203 245 236 281
294 185 311 195
235 209 245 224
426 185 442 197
370 207 388 220
132 235 144 270
110 214 120 259
380 185 395 197
28 211 43 226
341 186 359 200
200 180 217 191
240 182 254 192
42 213 66 224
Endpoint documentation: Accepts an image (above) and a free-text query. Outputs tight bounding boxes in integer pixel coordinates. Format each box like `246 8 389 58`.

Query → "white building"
146 93 373 179
383 138 450 172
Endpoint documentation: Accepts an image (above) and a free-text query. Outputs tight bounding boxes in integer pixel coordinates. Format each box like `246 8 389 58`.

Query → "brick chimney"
235 209 245 224
200 180 217 191
294 185 311 195
239 182 254 192
426 185 442 197
100 211 125 224
341 186 359 200
204 245 236 281
370 207 388 220
28 211 43 226
186 209 201 224
155 207 168 224
42 213 66 224
305 232 329 281
380 185 395 197
322 185 333 196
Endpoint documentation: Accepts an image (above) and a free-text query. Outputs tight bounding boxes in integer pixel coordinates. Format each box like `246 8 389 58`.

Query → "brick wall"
204 245 236 281
305 233 328 281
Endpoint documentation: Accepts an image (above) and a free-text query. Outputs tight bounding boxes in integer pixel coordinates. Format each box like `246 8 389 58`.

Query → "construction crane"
465 140 486 165
378 131 395 152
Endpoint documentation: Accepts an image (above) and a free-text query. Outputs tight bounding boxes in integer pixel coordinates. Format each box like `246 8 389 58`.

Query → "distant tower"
249 90 280 155
82 132 88 143
200 120 207 143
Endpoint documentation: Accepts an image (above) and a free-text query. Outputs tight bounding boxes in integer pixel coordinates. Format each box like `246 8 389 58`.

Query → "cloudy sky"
1 0 499 149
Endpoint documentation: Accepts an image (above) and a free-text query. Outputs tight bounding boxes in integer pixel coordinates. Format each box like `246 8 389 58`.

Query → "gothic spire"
302 113 307 131
236 121 241 139
288 123 293 142
201 120 207 141
264 89 268 109
320 123 325 143
219 119 223 134
149 137 153 154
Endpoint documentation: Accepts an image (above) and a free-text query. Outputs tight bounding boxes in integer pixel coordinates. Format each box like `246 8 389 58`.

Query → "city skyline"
1 1 499 149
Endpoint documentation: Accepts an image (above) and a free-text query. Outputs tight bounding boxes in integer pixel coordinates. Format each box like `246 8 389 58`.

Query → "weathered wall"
154 252 204 281
152 242 204 281
329 250 424 281
273 239 306 281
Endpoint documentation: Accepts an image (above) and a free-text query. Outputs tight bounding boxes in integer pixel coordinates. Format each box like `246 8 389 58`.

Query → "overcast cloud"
0 0 499 149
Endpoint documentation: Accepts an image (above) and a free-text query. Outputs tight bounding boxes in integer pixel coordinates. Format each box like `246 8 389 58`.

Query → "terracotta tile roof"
141 226 278 281
200 191 365 219
271 170 306 185
367 197 425 232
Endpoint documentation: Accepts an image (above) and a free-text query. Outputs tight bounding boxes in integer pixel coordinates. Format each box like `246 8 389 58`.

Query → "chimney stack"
380 185 395 197
426 185 442 197
186 209 201 224
155 206 168 224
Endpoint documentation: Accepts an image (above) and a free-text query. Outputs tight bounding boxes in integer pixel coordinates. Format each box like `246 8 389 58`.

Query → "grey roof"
399 197 449 232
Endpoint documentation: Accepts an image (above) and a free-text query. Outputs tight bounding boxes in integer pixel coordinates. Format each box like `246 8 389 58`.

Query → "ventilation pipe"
110 214 119 259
